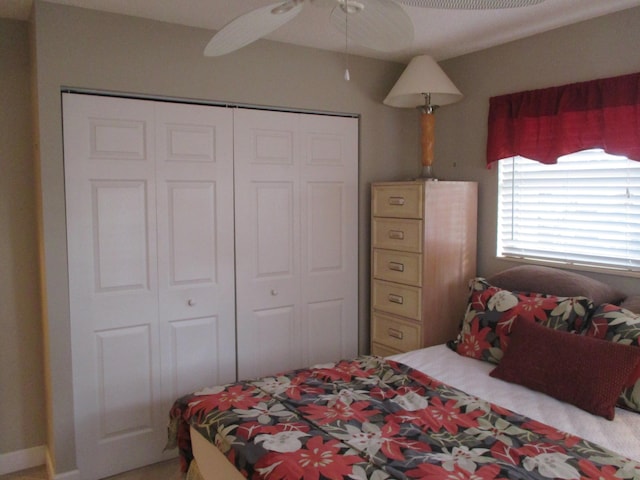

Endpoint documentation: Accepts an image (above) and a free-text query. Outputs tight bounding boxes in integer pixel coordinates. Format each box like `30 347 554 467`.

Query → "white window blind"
497 149 640 273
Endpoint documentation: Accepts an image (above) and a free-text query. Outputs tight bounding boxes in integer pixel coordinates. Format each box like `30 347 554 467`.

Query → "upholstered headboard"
487 265 627 307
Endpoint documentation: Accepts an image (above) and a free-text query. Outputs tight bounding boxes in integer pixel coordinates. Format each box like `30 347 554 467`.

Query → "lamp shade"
384 55 463 108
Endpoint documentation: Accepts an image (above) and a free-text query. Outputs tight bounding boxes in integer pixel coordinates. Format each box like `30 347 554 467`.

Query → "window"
497 149 640 273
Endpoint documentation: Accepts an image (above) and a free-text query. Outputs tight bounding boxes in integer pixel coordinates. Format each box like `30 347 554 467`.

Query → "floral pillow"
451 278 593 364
585 303 640 412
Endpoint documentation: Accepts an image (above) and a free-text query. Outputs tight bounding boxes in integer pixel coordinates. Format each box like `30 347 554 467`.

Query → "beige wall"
30 1 416 474
0 18 46 455
434 5 640 294
6 0 638 475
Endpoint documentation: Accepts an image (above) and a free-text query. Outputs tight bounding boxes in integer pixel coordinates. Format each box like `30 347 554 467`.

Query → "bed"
167 266 640 479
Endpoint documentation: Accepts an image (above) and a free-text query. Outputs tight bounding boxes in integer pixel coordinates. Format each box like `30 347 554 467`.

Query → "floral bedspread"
167 356 640 479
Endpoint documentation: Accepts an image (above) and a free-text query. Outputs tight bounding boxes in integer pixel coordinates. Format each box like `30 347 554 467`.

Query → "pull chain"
344 2 350 81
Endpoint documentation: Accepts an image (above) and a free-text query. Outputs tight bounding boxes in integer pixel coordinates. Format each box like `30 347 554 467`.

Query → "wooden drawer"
371 218 422 253
371 279 421 320
372 184 423 219
372 249 422 286
371 312 422 353
370 342 402 357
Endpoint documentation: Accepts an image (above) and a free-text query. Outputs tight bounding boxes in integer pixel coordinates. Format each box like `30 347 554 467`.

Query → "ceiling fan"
203 0 547 57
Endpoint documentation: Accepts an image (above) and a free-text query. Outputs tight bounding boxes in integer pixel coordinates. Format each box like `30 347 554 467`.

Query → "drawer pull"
388 230 405 240
388 262 405 272
388 196 405 206
388 294 404 304
388 328 404 340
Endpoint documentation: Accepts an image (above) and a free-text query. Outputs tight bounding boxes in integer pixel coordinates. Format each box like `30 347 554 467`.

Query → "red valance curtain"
486 72 640 168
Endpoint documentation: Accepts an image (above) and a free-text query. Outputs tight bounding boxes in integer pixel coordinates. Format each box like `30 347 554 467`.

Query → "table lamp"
384 55 463 179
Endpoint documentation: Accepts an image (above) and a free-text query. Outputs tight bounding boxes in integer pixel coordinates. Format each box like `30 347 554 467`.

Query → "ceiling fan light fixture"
396 0 546 8
338 0 365 15
330 0 414 52
272 0 305 15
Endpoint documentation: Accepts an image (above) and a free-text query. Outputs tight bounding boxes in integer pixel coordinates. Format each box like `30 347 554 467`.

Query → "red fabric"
489 318 640 420
486 72 640 168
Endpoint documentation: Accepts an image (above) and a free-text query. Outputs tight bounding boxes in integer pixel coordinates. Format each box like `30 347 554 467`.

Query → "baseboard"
52 469 81 480
0 445 46 475
45 449 81 480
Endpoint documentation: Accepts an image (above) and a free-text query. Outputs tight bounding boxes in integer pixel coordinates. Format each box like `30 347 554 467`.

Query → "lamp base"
418 165 438 181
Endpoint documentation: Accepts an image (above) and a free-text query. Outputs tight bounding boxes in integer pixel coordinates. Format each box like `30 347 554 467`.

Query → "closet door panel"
162 181 217 315
241 180 297 304
96 326 154 436
300 115 359 364
256 182 295 277
170 316 220 396
167 183 215 282
306 299 345 365
307 182 343 271
64 95 236 479
253 305 299 377
92 180 149 292
236 179 300 378
155 102 236 401
64 94 164 479
235 109 358 379
234 109 302 379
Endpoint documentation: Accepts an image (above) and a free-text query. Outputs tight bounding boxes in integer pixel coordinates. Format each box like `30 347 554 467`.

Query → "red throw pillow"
489 318 640 420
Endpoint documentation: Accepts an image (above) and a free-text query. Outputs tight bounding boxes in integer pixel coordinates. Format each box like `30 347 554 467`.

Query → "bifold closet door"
63 94 235 479
154 101 236 404
234 108 359 380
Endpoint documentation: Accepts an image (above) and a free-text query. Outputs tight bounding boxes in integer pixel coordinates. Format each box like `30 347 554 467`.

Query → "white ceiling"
3 0 640 62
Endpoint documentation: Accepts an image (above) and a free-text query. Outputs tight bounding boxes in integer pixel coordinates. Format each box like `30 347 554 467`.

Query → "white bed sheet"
390 344 640 462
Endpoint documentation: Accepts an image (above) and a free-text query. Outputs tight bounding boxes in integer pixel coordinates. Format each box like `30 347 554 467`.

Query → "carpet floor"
0 458 182 480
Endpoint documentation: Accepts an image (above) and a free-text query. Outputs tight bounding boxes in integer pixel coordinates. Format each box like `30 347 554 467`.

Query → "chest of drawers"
370 181 477 356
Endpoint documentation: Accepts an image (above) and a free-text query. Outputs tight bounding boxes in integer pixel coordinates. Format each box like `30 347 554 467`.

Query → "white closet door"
64 94 235 479
234 109 358 379
64 94 164 478
155 102 236 402
299 114 359 366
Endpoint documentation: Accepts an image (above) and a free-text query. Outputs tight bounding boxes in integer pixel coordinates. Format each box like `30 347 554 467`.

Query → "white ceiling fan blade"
329 0 414 53
204 1 304 57
395 0 546 8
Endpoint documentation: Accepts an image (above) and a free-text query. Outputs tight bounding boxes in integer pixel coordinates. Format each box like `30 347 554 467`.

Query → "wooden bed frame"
189 426 245 480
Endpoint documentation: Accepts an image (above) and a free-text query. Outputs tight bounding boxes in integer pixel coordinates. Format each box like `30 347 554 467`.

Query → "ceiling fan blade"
395 0 546 8
204 1 304 57
329 0 414 53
